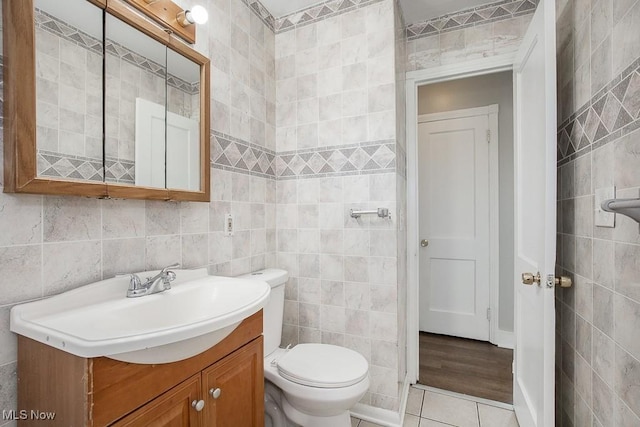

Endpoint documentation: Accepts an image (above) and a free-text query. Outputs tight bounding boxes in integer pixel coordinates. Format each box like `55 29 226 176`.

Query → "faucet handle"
116 273 143 290
161 263 180 273
153 264 178 291
162 270 177 291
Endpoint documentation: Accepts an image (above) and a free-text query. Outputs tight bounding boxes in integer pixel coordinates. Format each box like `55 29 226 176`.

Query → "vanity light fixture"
176 5 208 26
124 0 203 44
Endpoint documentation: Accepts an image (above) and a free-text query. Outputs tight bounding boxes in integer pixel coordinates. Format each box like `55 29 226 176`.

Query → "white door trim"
418 104 499 123
417 105 500 346
406 54 516 384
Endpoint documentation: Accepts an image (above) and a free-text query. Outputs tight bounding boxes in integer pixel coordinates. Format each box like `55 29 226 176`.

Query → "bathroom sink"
10 268 270 364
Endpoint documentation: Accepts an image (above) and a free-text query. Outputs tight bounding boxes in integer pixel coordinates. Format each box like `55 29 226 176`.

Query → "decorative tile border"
37 151 136 185
244 0 276 32
275 140 396 180
167 76 200 96
211 131 277 179
406 0 538 41
105 38 165 78
38 151 104 182
274 0 385 33
211 131 399 180
557 56 640 166
105 157 135 184
34 137 400 192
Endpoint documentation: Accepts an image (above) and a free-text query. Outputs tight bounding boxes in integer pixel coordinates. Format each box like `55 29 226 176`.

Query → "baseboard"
350 375 410 427
493 329 514 349
398 374 410 426
350 403 401 427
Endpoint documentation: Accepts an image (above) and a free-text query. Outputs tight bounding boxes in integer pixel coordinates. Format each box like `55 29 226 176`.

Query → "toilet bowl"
240 269 370 427
265 345 370 426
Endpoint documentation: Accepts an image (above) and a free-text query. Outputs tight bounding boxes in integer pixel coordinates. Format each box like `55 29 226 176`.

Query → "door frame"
418 104 500 343
406 54 517 385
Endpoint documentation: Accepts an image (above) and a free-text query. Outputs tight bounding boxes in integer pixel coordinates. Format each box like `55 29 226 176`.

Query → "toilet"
240 269 370 427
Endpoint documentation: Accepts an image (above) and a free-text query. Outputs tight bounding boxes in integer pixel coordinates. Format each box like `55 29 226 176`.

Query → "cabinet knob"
209 388 222 399
192 400 205 412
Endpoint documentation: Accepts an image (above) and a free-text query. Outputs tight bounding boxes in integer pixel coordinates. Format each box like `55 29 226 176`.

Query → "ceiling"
258 0 495 24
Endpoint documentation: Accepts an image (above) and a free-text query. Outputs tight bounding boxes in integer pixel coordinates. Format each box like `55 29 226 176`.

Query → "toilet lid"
276 344 368 388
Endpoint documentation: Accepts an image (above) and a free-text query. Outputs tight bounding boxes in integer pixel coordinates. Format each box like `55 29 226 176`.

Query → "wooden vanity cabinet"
17 311 264 427
111 375 202 427
202 338 264 426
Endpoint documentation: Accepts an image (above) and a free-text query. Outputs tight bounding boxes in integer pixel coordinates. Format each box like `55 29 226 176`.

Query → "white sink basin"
10 268 270 364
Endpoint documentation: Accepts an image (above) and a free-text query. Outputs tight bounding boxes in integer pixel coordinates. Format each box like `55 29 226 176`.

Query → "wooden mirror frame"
2 0 210 201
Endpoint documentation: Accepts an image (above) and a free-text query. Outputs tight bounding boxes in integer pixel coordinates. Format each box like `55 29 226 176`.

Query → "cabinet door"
111 374 202 427
203 337 264 427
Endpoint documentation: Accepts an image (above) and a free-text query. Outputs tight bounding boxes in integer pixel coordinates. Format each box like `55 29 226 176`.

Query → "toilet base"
282 394 352 427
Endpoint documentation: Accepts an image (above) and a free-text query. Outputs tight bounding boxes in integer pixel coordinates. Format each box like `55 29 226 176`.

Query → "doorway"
406 4 559 423
415 72 515 404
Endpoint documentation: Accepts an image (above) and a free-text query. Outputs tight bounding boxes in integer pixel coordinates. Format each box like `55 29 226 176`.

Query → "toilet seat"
276 343 368 388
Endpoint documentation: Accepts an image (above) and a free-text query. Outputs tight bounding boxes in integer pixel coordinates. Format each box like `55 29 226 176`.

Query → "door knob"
420 239 429 247
209 387 222 399
522 272 572 288
192 400 205 411
555 276 572 288
522 272 540 285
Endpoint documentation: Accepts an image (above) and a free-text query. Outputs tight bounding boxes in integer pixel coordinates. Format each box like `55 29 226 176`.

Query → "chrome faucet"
124 263 179 298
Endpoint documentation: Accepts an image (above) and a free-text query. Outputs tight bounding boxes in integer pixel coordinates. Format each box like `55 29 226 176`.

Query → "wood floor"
418 332 514 404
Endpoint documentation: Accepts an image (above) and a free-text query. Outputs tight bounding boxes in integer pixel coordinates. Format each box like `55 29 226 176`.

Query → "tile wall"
273 0 406 411
0 0 277 422
406 0 536 72
555 0 640 425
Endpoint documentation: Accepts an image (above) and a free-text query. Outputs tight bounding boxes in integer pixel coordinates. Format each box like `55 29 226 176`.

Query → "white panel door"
135 98 166 188
166 111 200 191
135 99 200 191
512 0 557 426
418 113 490 341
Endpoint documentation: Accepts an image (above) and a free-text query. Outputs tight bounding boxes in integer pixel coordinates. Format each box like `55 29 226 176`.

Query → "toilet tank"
239 269 288 357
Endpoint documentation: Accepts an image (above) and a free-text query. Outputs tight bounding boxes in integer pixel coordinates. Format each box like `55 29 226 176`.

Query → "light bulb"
189 5 208 24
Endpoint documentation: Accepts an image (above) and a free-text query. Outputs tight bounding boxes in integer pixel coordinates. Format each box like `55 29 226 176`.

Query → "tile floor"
351 386 519 427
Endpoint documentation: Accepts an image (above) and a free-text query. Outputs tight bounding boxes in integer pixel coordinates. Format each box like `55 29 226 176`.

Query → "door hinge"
486 129 491 143
486 308 491 321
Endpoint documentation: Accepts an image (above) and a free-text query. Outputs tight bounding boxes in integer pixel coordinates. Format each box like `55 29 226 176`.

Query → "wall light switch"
595 187 615 228
225 214 234 236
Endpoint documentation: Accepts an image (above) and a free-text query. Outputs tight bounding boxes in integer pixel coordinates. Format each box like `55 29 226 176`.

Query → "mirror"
105 13 167 188
3 0 210 201
34 0 104 182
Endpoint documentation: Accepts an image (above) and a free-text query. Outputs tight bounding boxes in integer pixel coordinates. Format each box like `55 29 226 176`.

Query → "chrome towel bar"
350 208 390 219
